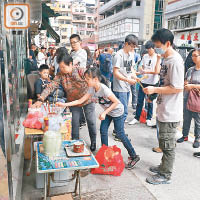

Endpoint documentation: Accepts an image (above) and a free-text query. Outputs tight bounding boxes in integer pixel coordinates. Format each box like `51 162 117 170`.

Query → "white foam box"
35 170 73 189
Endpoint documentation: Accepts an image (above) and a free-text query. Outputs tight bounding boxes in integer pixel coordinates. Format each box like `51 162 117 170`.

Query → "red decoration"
181 34 185 40
194 33 199 41
187 34 191 41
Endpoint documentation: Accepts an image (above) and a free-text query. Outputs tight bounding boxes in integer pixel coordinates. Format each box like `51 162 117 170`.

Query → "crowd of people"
29 28 200 185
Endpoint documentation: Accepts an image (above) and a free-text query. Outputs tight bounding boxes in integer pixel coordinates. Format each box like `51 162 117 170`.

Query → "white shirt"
71 49 87 68
37 52 46 67
141 53 159 85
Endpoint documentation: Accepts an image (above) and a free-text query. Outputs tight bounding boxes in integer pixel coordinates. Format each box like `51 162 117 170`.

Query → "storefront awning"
40 3 60 43
41 18 60 43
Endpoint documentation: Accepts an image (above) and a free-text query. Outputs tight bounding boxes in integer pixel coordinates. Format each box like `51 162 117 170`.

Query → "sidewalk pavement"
22 104 200 200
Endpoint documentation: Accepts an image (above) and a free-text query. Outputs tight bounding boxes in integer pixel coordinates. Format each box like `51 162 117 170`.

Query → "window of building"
136 0 141 6
87 24 94 28
156 0 163 12
62 36 67 39
62 28 67 32
54 27 59 31
80 30 85 35
65 20 71 24
86 31 94 36
124 1 132 9
59 20 64 24
62 4 65 8
116 5 123 13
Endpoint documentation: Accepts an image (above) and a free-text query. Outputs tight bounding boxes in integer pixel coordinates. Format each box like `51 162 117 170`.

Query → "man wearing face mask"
143 29 184 185
129 40 159 127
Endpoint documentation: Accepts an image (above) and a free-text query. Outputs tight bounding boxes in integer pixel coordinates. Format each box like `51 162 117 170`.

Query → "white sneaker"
146 120 152 127
125 119 129 123
128 118 139 125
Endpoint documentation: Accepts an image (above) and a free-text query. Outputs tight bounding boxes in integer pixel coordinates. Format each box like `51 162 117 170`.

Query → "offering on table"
60 110 72 140
43 130 62 157
23 108 43 129
73 141 84 153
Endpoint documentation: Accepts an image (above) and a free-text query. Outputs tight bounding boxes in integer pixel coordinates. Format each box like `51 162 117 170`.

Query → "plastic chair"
27 73 40 100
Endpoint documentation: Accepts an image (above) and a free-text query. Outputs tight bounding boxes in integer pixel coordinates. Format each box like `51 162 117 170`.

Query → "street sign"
4 3 30 29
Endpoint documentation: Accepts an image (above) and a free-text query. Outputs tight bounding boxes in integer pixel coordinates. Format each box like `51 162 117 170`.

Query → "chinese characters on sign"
180 33 199 41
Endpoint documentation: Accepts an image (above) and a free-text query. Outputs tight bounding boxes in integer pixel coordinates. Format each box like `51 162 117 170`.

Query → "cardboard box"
51 193 73 200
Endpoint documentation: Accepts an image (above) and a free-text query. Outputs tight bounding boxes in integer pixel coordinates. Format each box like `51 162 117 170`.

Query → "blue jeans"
113 91 130 122
100 114 137 158
135 84 153 121
70 103 97 144
182 99 200 138
131 85 137 109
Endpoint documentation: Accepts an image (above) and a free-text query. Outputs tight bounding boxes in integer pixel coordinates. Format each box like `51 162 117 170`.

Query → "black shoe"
149 166 160 174
112 130 117 137
114 134 129 142
177 136 188 143
125 155 140 170
193 152 200 158
193 138 200 148
81 122 86 127
90 143 96 152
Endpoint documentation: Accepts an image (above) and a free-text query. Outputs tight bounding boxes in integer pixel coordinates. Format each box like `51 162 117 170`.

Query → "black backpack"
102 54 111 73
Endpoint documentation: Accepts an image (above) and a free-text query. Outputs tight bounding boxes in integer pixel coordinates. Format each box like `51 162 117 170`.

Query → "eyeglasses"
192 55 200 58
70 40 80 45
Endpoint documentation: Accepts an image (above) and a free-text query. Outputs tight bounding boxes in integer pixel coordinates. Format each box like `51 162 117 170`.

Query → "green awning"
40 3 60 43
42 3 60 18
41 18 60 43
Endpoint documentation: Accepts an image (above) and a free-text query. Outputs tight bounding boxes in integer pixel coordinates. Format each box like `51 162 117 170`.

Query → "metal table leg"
44 173 47 200
74 170 81 199
26 136 33 176
74 171 79 196
47 173 51 197
78 171 81 198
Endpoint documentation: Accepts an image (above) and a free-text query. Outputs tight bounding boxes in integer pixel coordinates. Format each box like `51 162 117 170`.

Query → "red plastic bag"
140 109 147 124
91 145 125 176
23 110 43 129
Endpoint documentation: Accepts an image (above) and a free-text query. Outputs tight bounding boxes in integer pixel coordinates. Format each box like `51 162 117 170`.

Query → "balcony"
72 12 86 15
166 0 200 19
87 20 95 24
72 20 87 23
99 0 133 14
168 15 197 31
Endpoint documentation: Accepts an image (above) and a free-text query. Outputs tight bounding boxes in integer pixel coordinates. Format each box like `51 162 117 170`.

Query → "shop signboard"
174 30 200 47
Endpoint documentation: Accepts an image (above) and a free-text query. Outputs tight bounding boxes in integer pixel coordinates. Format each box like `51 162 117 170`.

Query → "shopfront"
0 0 35 199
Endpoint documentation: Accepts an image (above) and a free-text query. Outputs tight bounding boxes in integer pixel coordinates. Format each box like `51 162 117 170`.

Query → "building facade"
48 0 96 50
165 0 200 48
98 0 156 48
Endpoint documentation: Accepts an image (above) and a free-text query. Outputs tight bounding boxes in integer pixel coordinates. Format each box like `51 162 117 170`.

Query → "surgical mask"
155 48 166 55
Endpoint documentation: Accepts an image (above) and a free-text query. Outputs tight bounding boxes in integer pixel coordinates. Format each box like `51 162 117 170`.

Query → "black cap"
41 46 46 49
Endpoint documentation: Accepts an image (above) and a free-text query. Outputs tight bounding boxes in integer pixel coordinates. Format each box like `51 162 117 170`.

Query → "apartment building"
72 1 96 50
48 0 96 49
165 0 200 47
48 0 73 48
98 0 156 48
